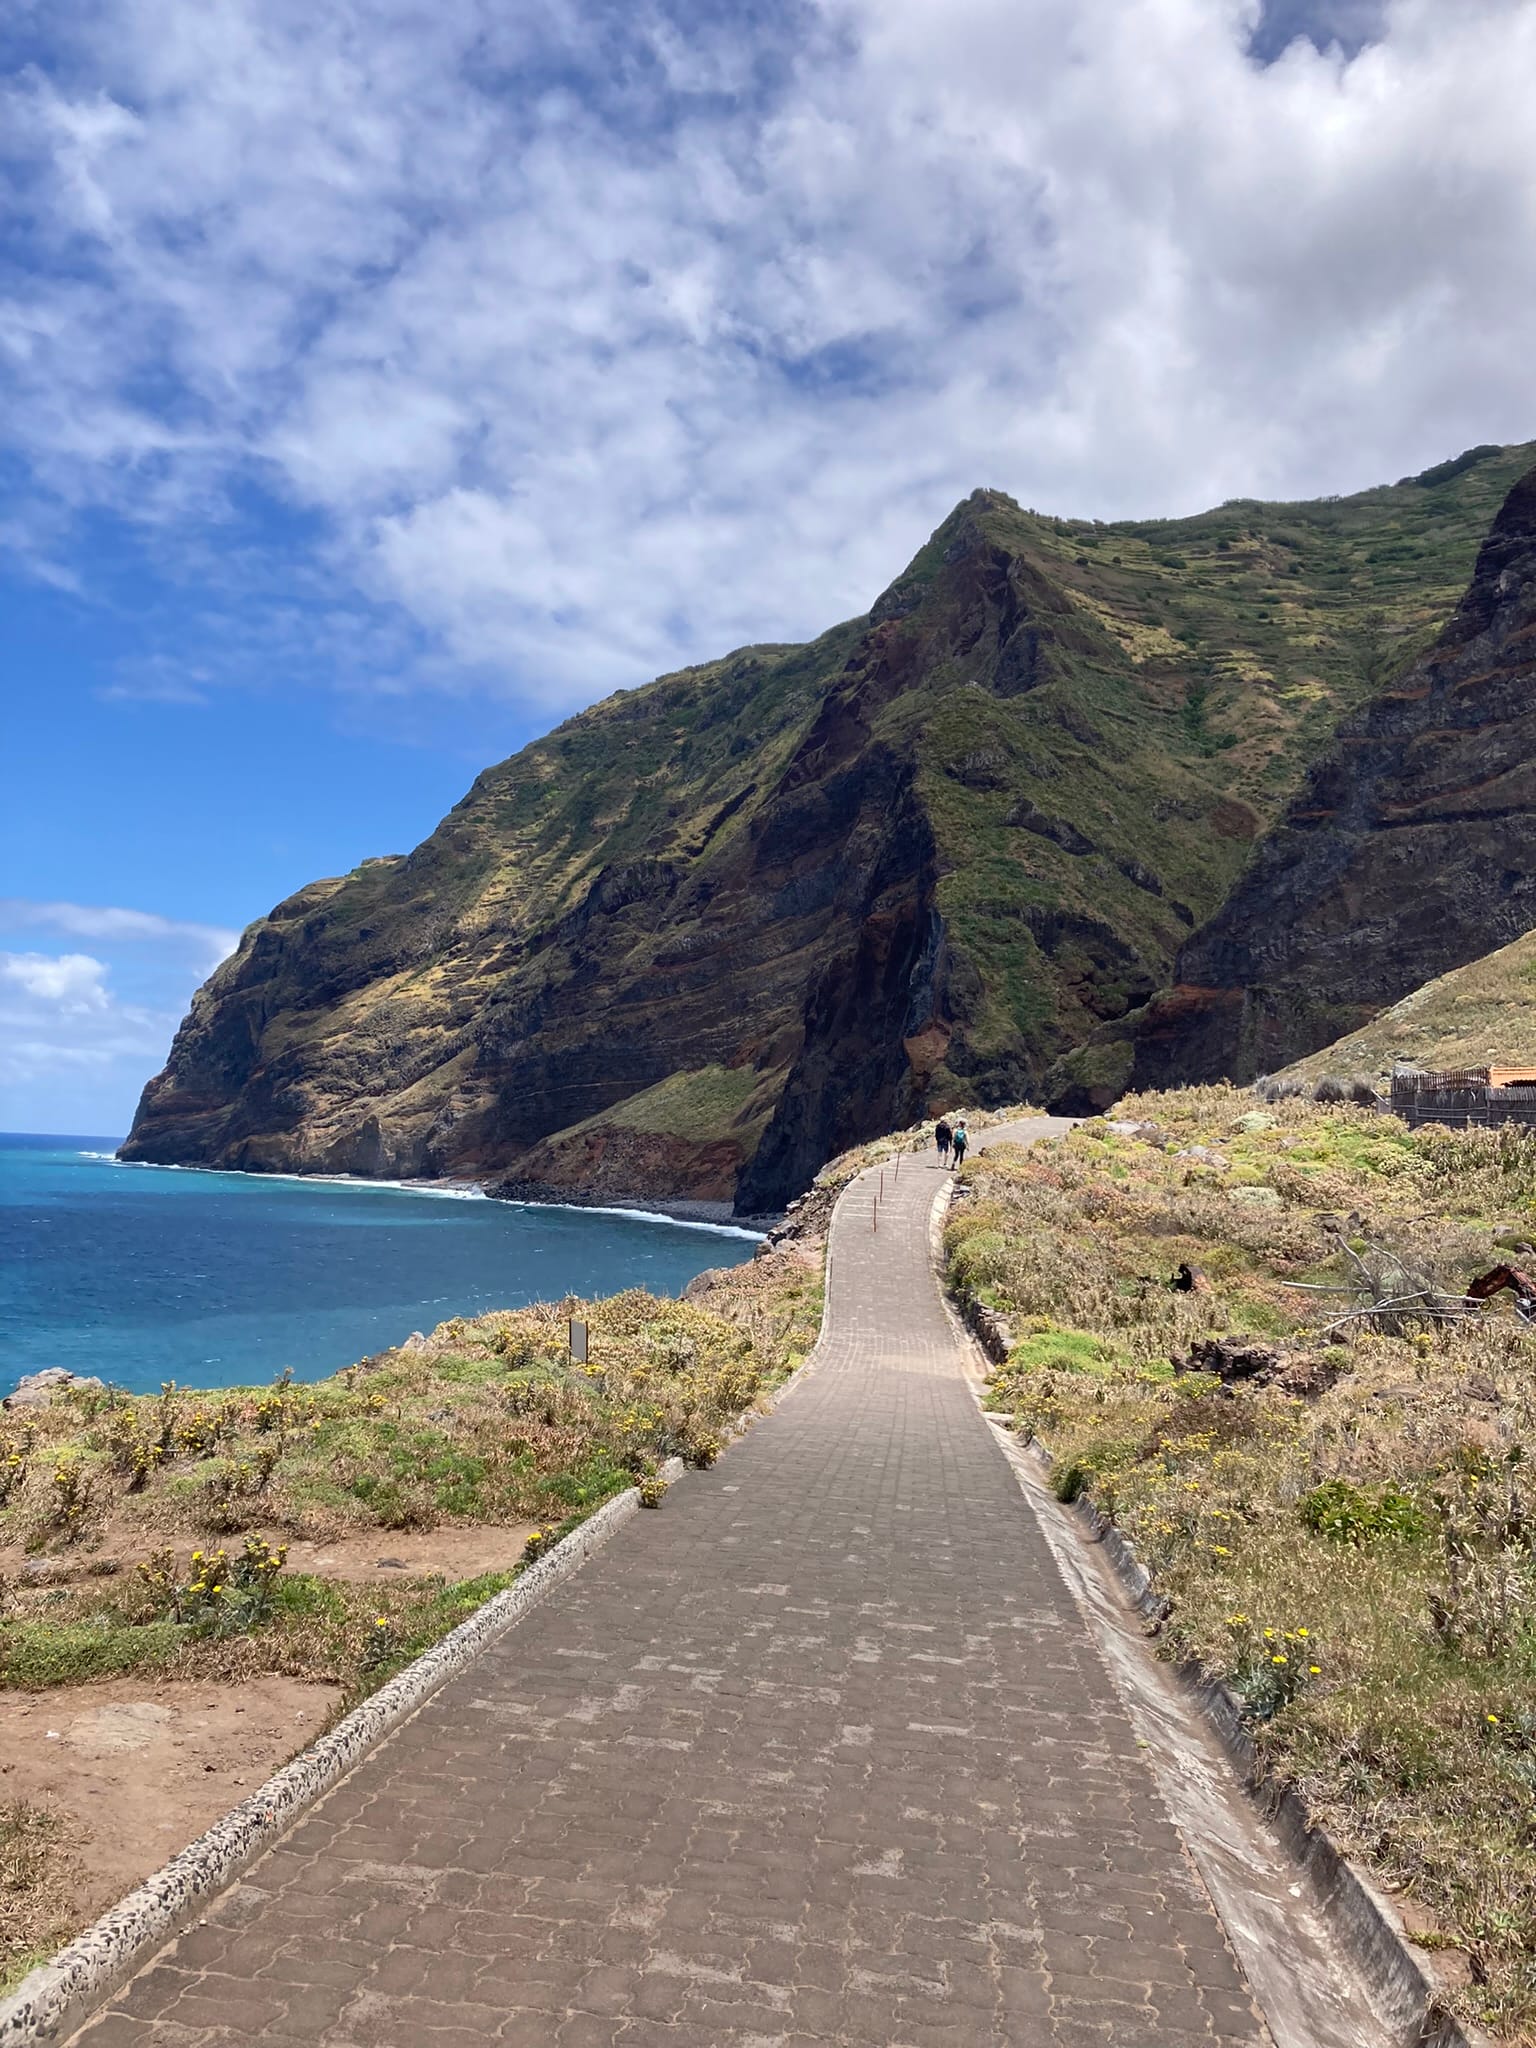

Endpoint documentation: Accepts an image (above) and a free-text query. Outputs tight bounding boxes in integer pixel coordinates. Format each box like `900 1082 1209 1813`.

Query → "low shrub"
1299 1478 1429 1546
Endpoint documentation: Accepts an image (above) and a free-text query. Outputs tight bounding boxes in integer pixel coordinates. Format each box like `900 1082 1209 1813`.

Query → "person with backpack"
951 1118 969 1167
934 1117 953 1164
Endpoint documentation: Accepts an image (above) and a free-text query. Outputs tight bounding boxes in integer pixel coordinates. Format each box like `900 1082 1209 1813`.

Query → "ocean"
0 1133 760 1400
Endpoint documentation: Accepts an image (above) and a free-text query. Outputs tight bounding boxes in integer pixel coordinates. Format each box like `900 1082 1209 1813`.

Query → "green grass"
0 1620 186 1690
555 1064 768 1144
1005 1326 1121 1376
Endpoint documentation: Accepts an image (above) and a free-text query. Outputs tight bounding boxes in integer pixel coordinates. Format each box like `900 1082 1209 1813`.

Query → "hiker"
951 1118 969 1167
934 1117 953 1164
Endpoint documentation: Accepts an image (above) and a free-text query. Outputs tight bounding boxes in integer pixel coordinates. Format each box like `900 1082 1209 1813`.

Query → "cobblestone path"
73 1129 1347 2046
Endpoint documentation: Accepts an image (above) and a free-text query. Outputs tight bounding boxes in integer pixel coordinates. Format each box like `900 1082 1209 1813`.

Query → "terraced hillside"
123 441 1536 1211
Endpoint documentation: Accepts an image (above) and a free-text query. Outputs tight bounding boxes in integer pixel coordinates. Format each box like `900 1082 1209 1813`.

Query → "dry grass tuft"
1 1800 79 1993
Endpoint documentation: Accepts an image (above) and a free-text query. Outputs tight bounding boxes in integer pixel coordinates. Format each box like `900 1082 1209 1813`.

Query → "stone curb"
1014 1427 1491 2048
0 1460 682 2048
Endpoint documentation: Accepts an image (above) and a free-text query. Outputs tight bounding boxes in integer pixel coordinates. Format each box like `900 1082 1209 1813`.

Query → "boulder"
1175 1336 1345 1398
1178 1336 1284 1382
4 1367 107 1411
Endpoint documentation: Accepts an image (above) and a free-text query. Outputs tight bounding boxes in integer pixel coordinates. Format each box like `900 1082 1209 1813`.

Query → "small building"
1391 1064 1536 1128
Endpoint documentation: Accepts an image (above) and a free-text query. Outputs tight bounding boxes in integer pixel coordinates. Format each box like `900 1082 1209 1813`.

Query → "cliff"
122 444 1536 1209
1115 459 1536 1095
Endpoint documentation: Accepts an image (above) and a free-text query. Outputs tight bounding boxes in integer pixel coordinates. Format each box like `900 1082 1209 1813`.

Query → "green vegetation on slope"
1277 929 1536 1089
984 440 1536 797
550 1064 774 1145
947 1090 1536 2040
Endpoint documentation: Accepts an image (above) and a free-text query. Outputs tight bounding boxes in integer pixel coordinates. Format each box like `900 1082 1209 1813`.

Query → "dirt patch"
0 1674 340 1964
278 1523 537 1583
1 1518 537 1591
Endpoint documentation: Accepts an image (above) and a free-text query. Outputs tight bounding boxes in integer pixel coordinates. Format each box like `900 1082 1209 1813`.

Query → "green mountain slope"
122 441 1536 1211
1116 454 1536 1098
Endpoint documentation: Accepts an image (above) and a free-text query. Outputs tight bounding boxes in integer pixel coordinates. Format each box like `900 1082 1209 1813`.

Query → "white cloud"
0 908 238 1128
0 949 173 1101
0 951 111 1010
1 0 1533 706
0 900 238 969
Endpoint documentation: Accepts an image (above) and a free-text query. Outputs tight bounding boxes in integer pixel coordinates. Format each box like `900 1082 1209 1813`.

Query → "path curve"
65 1134 1380 2048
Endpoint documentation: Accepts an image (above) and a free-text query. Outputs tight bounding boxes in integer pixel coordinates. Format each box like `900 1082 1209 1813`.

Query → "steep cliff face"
123 446 1536 1209
1122 461 1536 1090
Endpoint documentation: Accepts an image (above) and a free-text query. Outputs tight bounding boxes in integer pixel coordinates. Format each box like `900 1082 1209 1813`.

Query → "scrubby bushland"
947 1087 1536 2042
1 1258 820 1687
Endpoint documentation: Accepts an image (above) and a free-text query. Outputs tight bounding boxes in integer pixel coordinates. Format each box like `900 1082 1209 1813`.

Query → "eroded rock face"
1127 463 1536 1089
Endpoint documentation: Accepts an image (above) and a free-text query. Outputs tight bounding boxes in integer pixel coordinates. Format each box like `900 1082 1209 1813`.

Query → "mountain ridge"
121 440 1536 1209
1271 926 1536 1090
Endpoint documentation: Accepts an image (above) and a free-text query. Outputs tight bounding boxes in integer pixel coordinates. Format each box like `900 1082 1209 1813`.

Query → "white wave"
86 1155 764 1235
97 1156 490 1200
503 1198 765 1241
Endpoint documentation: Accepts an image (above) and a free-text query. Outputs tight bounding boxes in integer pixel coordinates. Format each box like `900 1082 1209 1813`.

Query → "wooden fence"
1391 1066 1536 1129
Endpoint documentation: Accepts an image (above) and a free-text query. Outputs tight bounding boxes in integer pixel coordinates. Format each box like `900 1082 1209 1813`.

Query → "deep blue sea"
0 1133 758 1399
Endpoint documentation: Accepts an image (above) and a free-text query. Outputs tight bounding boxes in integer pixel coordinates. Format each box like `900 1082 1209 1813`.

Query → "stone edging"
0 1460 682 2048
954 1287 1014 1364
1013 1427 1491 2048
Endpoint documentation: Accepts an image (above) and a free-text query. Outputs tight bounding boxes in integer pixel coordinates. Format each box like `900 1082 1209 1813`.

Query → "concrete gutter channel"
0 1161 1496 2048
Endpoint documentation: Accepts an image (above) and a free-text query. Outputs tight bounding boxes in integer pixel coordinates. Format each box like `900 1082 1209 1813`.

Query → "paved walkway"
74 1129 1350 2046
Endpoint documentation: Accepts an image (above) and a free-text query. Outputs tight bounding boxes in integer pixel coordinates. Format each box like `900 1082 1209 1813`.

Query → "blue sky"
3 0 1534 1133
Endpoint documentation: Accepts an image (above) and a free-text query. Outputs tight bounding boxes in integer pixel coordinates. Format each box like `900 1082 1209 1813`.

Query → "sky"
2 0 1534 1134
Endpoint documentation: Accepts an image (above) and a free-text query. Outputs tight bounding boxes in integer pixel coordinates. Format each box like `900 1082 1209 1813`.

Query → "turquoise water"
0 1134 758 1398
